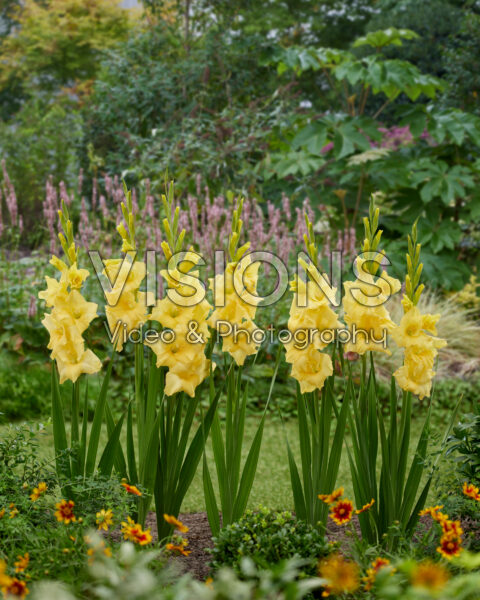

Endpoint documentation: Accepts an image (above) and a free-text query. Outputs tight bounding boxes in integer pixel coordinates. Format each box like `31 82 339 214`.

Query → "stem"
373 97 392 120
352 170 365 230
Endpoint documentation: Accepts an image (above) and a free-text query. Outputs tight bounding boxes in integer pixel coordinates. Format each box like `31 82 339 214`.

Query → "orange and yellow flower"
463 482 480 501
356 499 375 514
411 560 450 591
14 554 29 574
121 516 152 546
121 482 142 496
318 553 360 596
318 488 344 505
2 577 29 598
363 557 393 591
30 482 47 502
437 534 462 560
330 499 354 526
163 514 189 533
165 538 190 557
54 500 76 524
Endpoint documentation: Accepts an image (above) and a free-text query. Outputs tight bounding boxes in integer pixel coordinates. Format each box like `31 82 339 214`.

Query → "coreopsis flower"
356 499 375 514
30 482 47 502
0 509 5 519
318 554 360 596
2 577 28 599
363 557 393 591
54 500 76 524
437 534 462 559
96 509 114 531
342 257 401 355
330 499 354 526
318 487 344 505
121 517 152 545
419 505 446 521
165 538 190 556
411 560 450 591
208 255 263 366
104 258 150 352
121 482 142 496
39 260 102 384
163 514 189 533
9 504 18 519
463 482 480 501
14 554 29 574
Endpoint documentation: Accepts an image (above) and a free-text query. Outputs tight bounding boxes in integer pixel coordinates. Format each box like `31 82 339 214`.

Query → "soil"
112 511 480 581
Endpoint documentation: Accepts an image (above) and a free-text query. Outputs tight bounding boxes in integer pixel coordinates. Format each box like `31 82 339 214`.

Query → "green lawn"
1 406 452 513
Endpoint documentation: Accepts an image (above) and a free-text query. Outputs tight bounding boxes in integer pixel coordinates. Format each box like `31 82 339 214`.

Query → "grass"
0 402 454 513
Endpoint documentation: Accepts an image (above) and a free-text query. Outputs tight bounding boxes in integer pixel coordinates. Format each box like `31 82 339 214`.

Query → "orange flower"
0 509 5 519
420 505 447 523
330 499 354 526
163 514 189 533
463 482 480 501
30 482 47 502
165 539 190 556
437 534 462 560
318 553 360 595
2 578 29 598
412 560 450 591
318 487 344 505
54 500 76 524
14 554 29 574
121 482 142 496
356 499 375 514
441 519 463 538
362 557 393 591
9 504 19 519
121 516 152 546
87 540 112 565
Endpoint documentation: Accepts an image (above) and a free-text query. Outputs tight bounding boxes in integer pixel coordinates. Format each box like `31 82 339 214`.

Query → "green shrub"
208 506 332 578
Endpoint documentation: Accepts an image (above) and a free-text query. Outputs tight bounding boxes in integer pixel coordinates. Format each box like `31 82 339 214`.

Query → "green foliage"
0 0 132 89
265 30 480 290
0 97 83 225
447 411 480 484
208 506 331 578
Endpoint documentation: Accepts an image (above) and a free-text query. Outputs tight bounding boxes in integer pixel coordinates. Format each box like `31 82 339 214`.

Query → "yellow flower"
220 319 261 366
318 553 360 595
9 504 19 519
163 514 189 533
14 554 29 574
55 348 103 385
96 509 114 531
39 257 101 383
342 258 400 355
391 305 445 349
0 559 12 589
164 352 213 398
329 499 354 526
286 343 333 394
30 482 47 502
411 560 450 591
393 345 438 400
